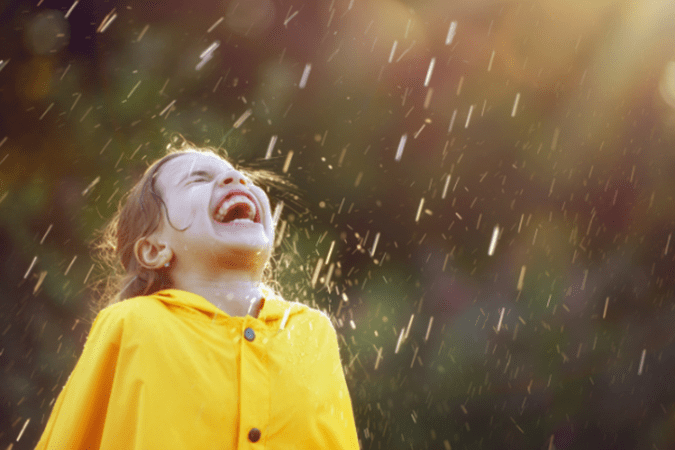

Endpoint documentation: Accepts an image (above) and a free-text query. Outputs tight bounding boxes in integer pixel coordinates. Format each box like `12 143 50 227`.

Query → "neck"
171 269 265 318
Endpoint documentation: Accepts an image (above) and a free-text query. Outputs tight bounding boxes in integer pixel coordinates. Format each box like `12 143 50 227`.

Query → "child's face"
152 152 274 272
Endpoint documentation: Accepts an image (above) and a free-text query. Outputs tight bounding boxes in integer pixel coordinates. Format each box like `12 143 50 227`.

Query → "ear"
133 235 173 270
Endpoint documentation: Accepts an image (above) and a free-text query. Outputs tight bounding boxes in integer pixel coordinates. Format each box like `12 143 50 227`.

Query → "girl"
36 143 360 449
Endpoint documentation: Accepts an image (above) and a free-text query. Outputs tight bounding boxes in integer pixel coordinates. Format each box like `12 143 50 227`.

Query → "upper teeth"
214 195 256 222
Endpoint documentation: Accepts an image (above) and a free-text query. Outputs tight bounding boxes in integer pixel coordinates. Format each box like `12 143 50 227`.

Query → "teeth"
214 195 256 223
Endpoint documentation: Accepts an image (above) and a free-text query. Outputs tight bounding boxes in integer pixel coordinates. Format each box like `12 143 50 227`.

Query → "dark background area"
3 0 675 448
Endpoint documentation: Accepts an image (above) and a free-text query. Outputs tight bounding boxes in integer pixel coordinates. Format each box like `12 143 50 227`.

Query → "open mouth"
213 192 260 224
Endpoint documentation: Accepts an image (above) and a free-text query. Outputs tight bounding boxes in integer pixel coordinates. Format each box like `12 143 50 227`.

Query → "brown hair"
91 140 290 315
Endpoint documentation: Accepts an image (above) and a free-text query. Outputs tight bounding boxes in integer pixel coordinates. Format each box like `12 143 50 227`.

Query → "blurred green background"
3 0 675 448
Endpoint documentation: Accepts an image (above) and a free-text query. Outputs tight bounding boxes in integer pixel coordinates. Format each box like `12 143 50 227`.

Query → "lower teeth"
216 218 253 223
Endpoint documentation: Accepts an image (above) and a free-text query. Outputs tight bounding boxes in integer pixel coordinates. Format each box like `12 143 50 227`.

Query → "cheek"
252 188 272 217
164 194 201 228
173 191 200 212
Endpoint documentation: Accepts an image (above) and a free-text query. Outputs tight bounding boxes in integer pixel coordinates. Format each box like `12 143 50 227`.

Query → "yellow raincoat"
36 289 359 449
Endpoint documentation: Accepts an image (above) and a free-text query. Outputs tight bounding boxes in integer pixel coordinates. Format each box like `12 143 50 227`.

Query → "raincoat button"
244 327 255 342
248 427 261 442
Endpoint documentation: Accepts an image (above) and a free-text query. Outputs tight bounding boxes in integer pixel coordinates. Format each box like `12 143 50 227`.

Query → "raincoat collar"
152 288 307 323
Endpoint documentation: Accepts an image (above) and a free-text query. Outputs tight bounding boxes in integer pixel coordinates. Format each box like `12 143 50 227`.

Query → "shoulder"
305 305 335 331
91 295 170 333
264 291 336 336
294 302 334 327
83 296 181 354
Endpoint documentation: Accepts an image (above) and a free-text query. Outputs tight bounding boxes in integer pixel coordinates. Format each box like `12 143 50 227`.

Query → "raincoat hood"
153 287 308 325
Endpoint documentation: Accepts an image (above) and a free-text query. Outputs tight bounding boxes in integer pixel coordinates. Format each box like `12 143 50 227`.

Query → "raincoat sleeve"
321 313 360 449
35 305 124 450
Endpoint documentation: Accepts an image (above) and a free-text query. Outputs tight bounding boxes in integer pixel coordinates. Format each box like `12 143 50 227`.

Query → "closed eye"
182 170 213 185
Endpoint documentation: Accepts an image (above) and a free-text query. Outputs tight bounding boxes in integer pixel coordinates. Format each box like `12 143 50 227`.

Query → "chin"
218 237 272 257
204 223 273 262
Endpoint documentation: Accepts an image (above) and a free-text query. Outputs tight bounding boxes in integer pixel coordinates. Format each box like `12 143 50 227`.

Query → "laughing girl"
36 143 359 449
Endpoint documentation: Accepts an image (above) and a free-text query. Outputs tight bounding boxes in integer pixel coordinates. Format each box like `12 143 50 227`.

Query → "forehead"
158 152 233 184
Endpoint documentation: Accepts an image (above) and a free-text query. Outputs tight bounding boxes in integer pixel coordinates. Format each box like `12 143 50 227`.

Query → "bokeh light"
24 10 70 56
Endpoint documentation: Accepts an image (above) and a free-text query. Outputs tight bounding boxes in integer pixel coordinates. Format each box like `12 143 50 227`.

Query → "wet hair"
91 139 288 314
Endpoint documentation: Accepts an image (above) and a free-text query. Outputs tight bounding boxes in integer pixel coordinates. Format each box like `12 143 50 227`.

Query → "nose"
218 170 247 186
